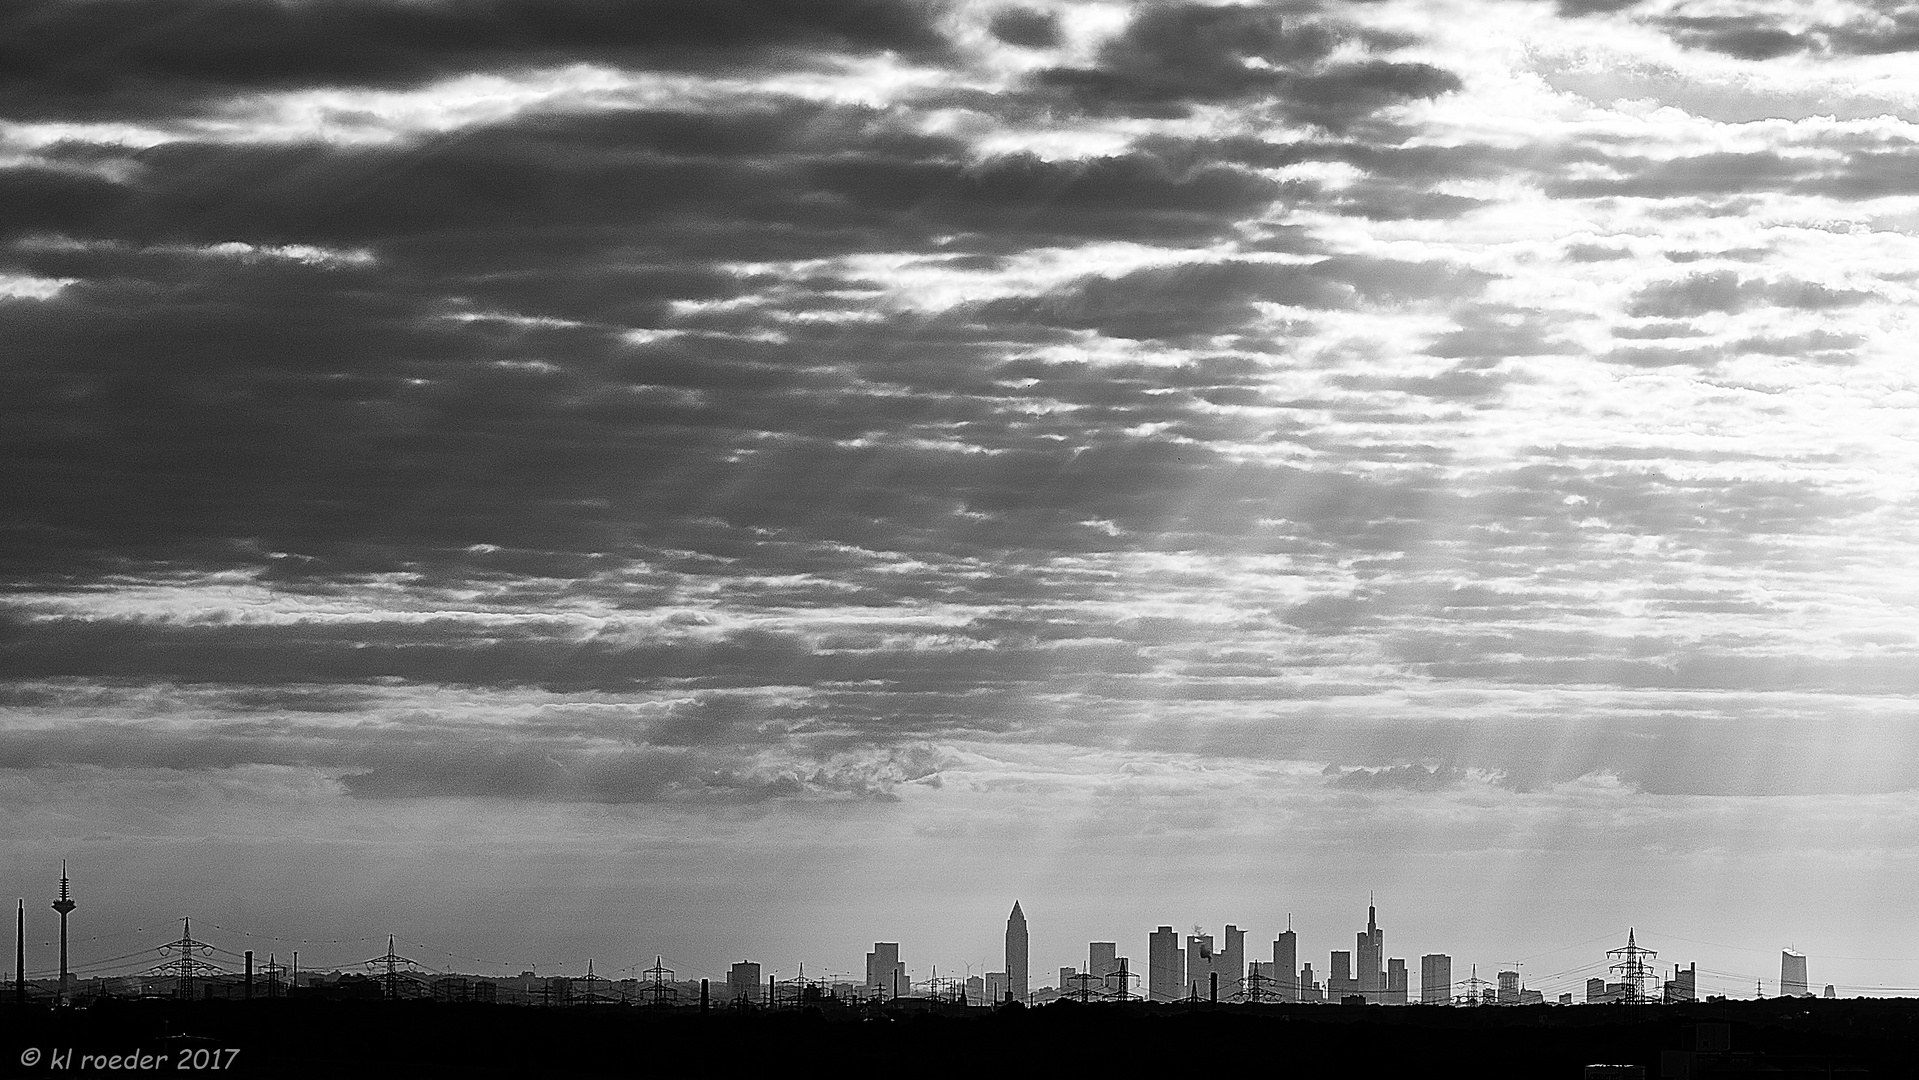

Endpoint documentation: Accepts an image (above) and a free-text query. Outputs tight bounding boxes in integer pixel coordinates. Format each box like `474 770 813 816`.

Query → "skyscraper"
1421 954 1452 1005
1328 950 1355 998
865 943 905 997
1187 931 1215 998
1497 969 1520 1004
1005 901 1028 1002
1356 896 1383 1003
1090 941 1118 982
1149 926 1184 1003
1665 962 1696 1003
1222 925 1245 999
728 961 762 1003
1386 958 1407 1004
1274 924 1299 1001
1781 950 1809 997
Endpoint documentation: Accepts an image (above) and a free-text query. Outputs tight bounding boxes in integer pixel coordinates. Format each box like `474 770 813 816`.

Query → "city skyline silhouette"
3 868 1886 1007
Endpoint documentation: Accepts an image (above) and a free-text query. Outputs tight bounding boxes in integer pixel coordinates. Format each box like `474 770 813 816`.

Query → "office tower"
1586 976 1606 1003
985 971 1008 1002
1059 966 1076 992
1356 897 1383 1003
1664 962 1696 1003
1497 969 1519 1004
1275 925 1299 1001
1186 931 1215 998
1006 902 1028 1002
1150 926 1184 1003
966 975 985 1004
1823 984 1835 999
1420 955 1443 1005
1090 941 1118 983
728 962 762 1003
1328 950 1354 998
1300 962 1321 1001
1421 954 1452 1005
1780 950 1808 997
1386 958 1407 1004
1222 925 1245 998
865 943 905 997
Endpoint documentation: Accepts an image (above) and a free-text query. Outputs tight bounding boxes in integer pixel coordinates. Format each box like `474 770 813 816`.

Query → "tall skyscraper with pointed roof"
1357 894 1384 1003
1006 901 1028 1002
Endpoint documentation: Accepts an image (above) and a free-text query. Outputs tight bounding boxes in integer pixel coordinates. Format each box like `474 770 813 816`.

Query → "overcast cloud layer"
8 0 1919 998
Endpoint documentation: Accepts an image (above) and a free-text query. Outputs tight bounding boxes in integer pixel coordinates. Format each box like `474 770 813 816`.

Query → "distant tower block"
1781 950 1809 998
1421 954 1452 1005
1090 941 1118 985
1005 901 1028 1002
51 862 75 1005
1149 926 1184 1003
1274 920 1299 1002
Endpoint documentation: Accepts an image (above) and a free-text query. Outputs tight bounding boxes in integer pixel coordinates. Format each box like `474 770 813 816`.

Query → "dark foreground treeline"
2 996 1908 1078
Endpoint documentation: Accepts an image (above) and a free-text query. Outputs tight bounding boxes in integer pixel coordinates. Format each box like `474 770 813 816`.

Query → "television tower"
50 862 75 1004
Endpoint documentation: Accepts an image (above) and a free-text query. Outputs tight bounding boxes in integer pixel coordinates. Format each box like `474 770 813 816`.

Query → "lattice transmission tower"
364 935 423 1000
1607 928 1659 1006
638 956 677 1008
147 919 225 1001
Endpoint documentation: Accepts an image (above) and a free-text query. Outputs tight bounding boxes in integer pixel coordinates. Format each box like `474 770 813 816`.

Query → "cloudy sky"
8 0 1919 999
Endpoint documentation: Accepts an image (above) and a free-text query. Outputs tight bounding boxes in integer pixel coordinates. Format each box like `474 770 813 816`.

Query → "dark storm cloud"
1332 366 1508 402
1550 0 1642 14
1653 8 1919 58
1730 329 1864 362
1032 2 1461 128
0 0 950 121
972 260 1344 339
2 106 1280 259
0 94 1311 585
1425 310 1570 359
1544 142 1919 203
1659 16 1811 59
0 696 952 803
336 740 948 802
0 606 1184 694
1545 151 1810 200
989 7 1061 48
982 252 1491 342
1626 271 1874 318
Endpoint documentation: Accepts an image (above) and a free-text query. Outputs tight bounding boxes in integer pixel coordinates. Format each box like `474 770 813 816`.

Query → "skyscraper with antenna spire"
1357 892 1383 1003
51 862 74 1004
1274 916 1298 1002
